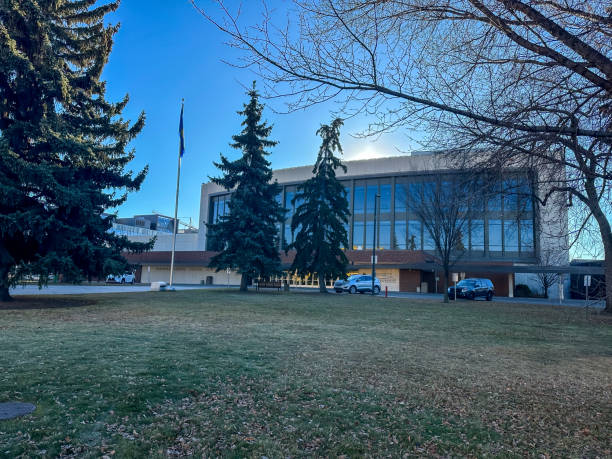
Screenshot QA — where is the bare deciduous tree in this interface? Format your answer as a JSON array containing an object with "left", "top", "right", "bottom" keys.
[
  {"left": 410, "top": 175, "right": 475, "bottom": 303},
  {"left": 194, "top": 0, "right": 612, "bottom": 312},
  {"left": 535, "top": 250, "right": 562, "bottom": 298}
]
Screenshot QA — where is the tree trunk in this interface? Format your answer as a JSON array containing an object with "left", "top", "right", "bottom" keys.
[
  {"left": 583, "top": 181, "right": 612, "bottom": 313},
  {"left": 318, "top": 275, "right": 327, "bottom": 293},
  {"left": 604, "top": 256, "right": 612, "bottom": 314},
  {"left": 544, "top": 285, "right": 548, "bottom": 299},
  {"left": 443, "top": 267, "right": 449, "bottom": 303},
  {"left": 0, "top": 264, "right": 12, "bottom": 302},
  {"left": 240, "top": 273, "right": 248, "bottom": 292}
]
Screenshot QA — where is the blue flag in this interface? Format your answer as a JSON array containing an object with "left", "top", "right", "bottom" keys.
[{"left": 179, "top": 103, "right": 185, "bottom": 157}]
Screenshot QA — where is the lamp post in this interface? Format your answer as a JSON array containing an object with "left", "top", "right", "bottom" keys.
[{"left": 372, "top": 193, "right": 380, "bottom": 295}]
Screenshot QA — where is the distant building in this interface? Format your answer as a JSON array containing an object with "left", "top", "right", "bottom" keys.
[
  {"left": 115, "top": 214, "right": 176, "bottom": 234},
  {"left": 126, "top": 153, "right": 572, "bottom": 296}
]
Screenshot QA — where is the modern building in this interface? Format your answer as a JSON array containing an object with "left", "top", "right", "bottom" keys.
[
  {"left": 116, "top": 214, "right": 177, "bottom": 234},
  {"left": 127, "top": 153, "right": 570, "bottom": 296}
]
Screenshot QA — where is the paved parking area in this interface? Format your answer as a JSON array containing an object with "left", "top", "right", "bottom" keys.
[
  {"left": 9, "top": 284, "right": 209, "bottom": 295},
  {"left": 381, "top": 290, "right": 604, "bottom": 308},
  {"left": 8, "top": 284, "right": 604, "bottom": 309}
]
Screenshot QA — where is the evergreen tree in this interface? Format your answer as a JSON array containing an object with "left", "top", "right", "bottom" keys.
[
  {"left": 0, "top": 1, "right": 150, "bottom": 301},
  {"left": 288, "top": 118, "right": 350, "bottom": 293},
  {"left": 207, "top": 83, "right": 284, "bottom": 291}
]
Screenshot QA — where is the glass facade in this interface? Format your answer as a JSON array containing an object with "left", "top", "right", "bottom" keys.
[{"left": 207, "top": 172, "right": 537, "bottom": 259}]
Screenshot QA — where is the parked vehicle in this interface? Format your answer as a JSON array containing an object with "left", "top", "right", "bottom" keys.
[
  {"left": 106, "top": 272, "right": 136, "bottom": 284},
  {"left": 334, "top": 274, "right": 381, "bottom": 294},
  {"left": 448, "top": 278, "right": 494, "bottom": 300}
]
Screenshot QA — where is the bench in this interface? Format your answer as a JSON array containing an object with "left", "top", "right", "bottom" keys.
[{"left": 255, "top": 280, "right": 282, "bottom": 291}]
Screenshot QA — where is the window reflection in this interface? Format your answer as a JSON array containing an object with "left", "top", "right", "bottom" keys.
[
  {"left": 489, "top": 219, "right": 502, "bottom": 253},
  {"left": 380, "top": 184, "right": 391, "bottom": 213},
  {"left": 354, "top": 186, "right": 365, "bottom": 214},
  {"left": 353, "top": 221, "right": 364, "bottom": 250},
  {"left": 470, "top": 219, "right": 484, "bottom": 254},
  {"left": 423, "top": 224, "right": 435, "bottom": 250},
  {"left": 395, "top": 183, "right": 408, "bottom": 213},
  {"left": 366, "top": 184, "right": 378, "bottom": 213},
  {"left": 520, "top": 220, "right": 534, "bottom": 252},
  {"left": 408, "top": 220, "right": 421, "bottom": 250},
  {"left": 365, "top": 221, "right": 374, "bottom": 249},
  {"left": 394, "top": 221, "right": 407, "bottom": 249},
  {"left": 504, "top": 220, "right": 519, "bottom": 252},
  {"left": 379, "top": 221, "right": 391, "bottom": 249},
  {"left": 208, "top": 172, "right": 536, "bottom": 262}
]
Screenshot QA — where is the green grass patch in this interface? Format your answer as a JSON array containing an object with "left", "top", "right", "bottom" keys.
[{"left": 0, "top": 290, "right": 610, "bottom": 457}]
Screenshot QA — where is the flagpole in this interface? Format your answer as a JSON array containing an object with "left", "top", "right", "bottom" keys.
[{"left": 169, "top": 99, "right": 184, "bottom": 288}]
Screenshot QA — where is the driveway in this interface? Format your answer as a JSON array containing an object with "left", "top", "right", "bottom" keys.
[
  {"left": 9, "top": 284, "right": 209, "bottom": 296},
  {"left": 382, "top": 290, "right": 604, "bottom": 308},
  {"left": 8, "top": 284, "right": 605, "bottom": 309}
]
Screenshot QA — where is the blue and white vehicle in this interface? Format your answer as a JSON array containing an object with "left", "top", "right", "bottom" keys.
[{"left": 334, "top": 274, "right": 381, "bottom": 294}]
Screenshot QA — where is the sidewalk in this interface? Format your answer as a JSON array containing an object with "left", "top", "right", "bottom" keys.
[{"left": 383, "top": 290, "right": 604, "bottom": 308}]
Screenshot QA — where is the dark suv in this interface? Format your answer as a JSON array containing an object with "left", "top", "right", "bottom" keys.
[{"left": 448, "top": 278, "right": 494, "bottom": 301}]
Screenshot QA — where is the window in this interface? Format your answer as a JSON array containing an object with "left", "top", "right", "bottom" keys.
[
  {"left": 503, "top": 179, "right": 519, "bottom": 212},
  {"left": 394, "top": 221, "right": 407, "bottom": 249},
  {"left": 365, "top": 221, "right": 374, "bottom": 249},
  {"left": 354, "top": 185, "right": 365, "bottom": 214},
  {"left": 353, "top": 221, "right": 364, "bottom": 250},
  {"left": 380, "top": 184, "right": 391, "bottom": 213},
  {"left": 409, "top": 182, "right": 422, "bottom": 203},
  {"left": 422, "top": 181, "right": 436, "bottom": 203},
  {"left": 408, "top": 220, "right": 422, "bottom": 250},
  {"left": 366, "top": 183, "right": 378, "bottom": 213},
  {"left": 285, "top": 188, "right": 296, "bottom": 216},
  {"left": 284, "top": 224, "right": 292, "bottom": 248},
  {"left": 395, "top": 182, "right": 408, "bottom": 213},
  {"left": 488, "top": 219, "right": 502, "bottom": 253},
  {"left": 423, "top": 225, "right": 435, "bottom": 250},
  {"left": 504, "top": 220, "right": 519, "bottom": 252},
  {"left": 210, "top": 195, "right": 231, "bottom": 224},
  {"left": 470, "top": 219, "right": 485, "bottom": 253},
  {"left": 520, "top": 219, "right": 534, "bottom": 253},
  {"left": 517, "top": 176, "right": 533, "bottom": 212},
  {"left": 487, "top": 182, "right": 502, "bottom": 211},
  {"left": 379, "top": 220, "right": 391, "bottom": 249}
]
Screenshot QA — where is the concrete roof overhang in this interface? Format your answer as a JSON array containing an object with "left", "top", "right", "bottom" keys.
[{"left": 125, "top": 251, "right": 603, "bottom": 275}]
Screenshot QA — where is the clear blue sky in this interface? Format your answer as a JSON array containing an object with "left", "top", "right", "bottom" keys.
[{"left": 103, "top": 0, "right": 410, "bottom": 228}]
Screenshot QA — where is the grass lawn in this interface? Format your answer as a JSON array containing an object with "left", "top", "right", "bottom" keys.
[{"left": 0, "top": 291, "right": 610, "bottom": 457}]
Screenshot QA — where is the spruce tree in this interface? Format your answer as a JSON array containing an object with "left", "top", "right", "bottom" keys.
[
  {"left": 207, "top": 83, "right": 284, "bottom": 291},
  {"left": 0, "top": 1, "right": 150, "bottom": 301},
  {"left": 288, "top": 118, "right": 350, "bottom": 293}
]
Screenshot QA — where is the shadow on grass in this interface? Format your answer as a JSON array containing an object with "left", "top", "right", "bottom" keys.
[{"left": 0, "top": 296, "right": 96, "bottom": 310}]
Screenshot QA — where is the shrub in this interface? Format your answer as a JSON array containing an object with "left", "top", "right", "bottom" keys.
[{"left": 514, "top": 284, "right": 533, "bottom": 297}]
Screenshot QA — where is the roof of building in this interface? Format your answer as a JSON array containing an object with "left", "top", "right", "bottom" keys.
[{"left": 125, "top": 250, "right": 440, "bottom": 269}]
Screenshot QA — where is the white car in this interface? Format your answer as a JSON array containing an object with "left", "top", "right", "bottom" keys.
[
  {"left": 106, "top": 272, "right": 136, "bottom": 284},
  {"left": 334, "top": 274, "right": 381, "bottom": 294}
]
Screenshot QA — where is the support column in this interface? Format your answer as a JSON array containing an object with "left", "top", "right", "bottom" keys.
[{"left": 508, "top": 273, "right": 514, "bottom": 297}]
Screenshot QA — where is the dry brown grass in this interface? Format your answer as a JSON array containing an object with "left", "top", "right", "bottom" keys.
[{"left": 0, "top": 290, "right": 610, "bottom": 457}]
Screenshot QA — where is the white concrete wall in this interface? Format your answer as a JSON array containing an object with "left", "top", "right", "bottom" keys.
[
  {"left": 128, "top": 233, "right": 199, "bottom": 251},
  {"left": 352, "top": 268, "right": 400, "bottom": 292},
  {"left": 515, "top": 272, "right": 570, "bottom": 299},
  {"left": 536, "top": 165, "right": 569, "bottom": 268},
  {"left": 140, "top": 265, "right": 242, "bottom": 285}
]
